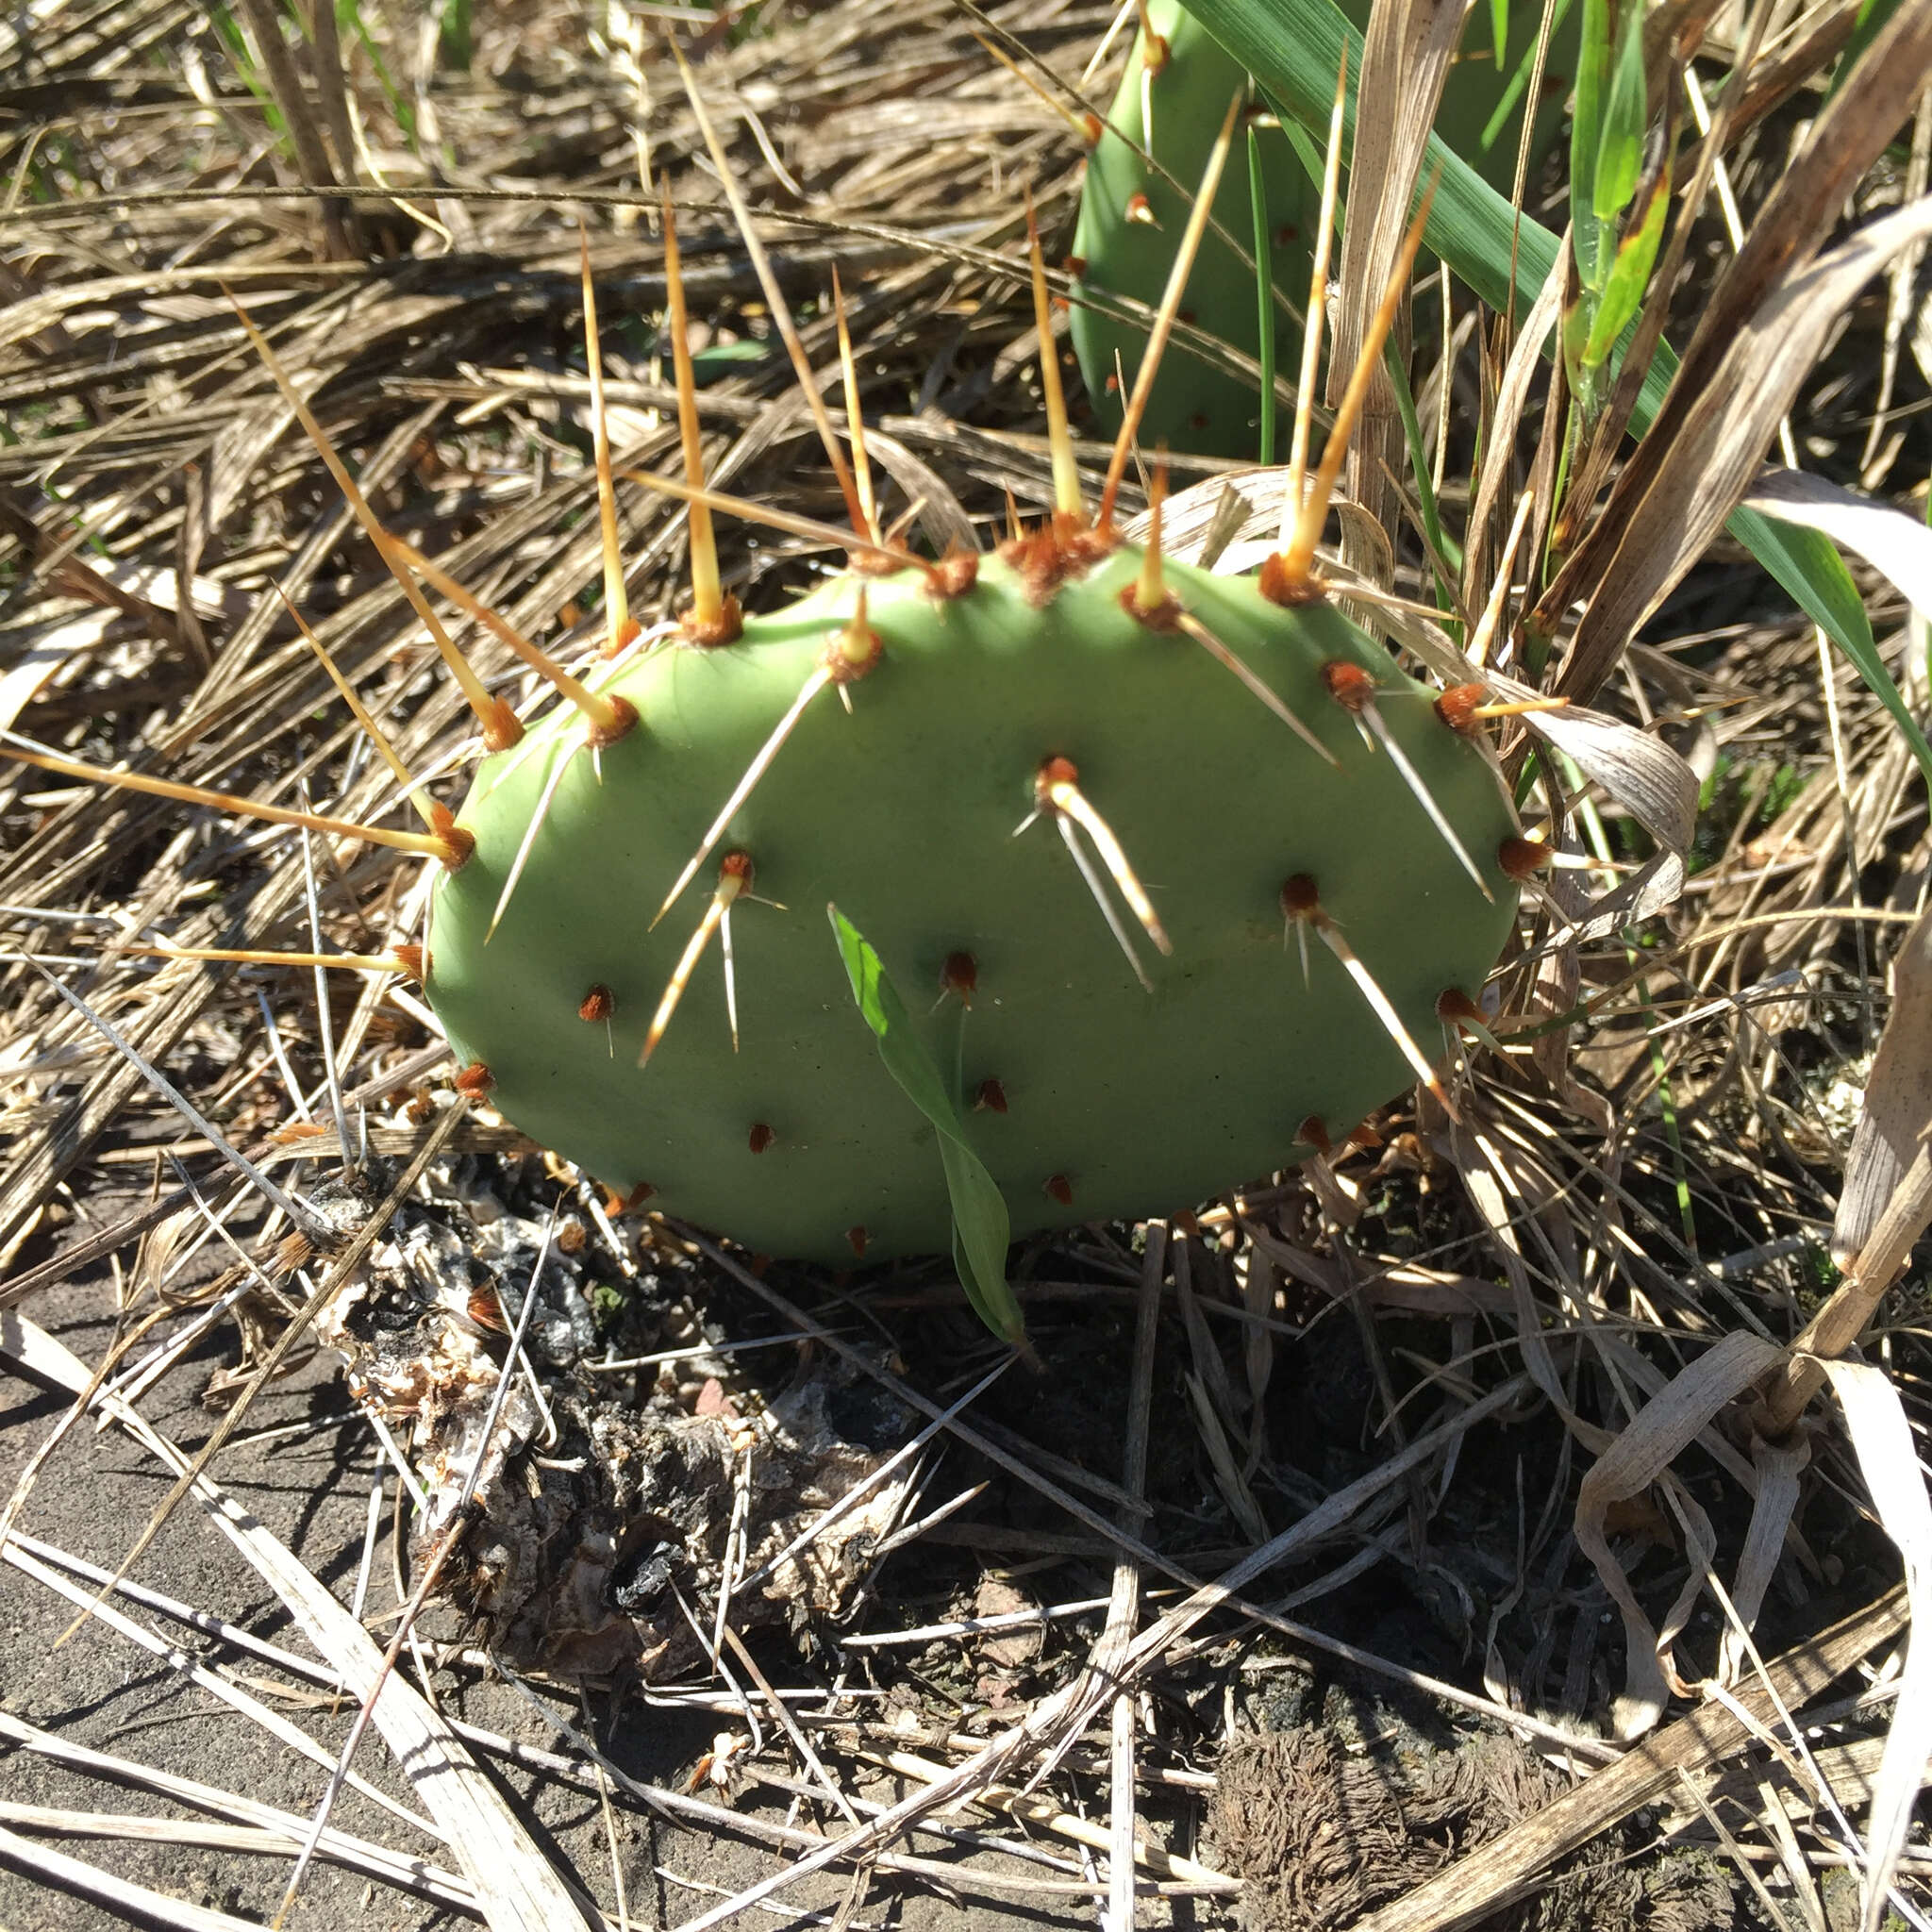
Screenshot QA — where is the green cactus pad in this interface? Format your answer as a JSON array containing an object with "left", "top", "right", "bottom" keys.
[
  {"left": 425, "top": 542, "right": 1519, "bottom": 1264},
  {"left": 1071, "top": 0, "right": 1574, "bottom": 458},
  {"left": 1071, "top": 0, "right": 1311, "bottom": 459}
]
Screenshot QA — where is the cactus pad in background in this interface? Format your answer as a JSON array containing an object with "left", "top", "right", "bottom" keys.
[
  {"left": 1072, "top": 0, "right": 1308, "bottom": 459},
  {"left": 1072, "top": 0, "right": 1573, "bottom": 459},
  {"left": 424, "top": 539, "right": 1522, "bottom": 1265}
]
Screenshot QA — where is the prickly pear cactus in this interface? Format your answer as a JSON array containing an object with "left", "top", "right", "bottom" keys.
[
  {"left": 424, "top": 537, "right": 1520, "bottom": 1265},
  {"left": 1071, "top": 0, "right": 1574, "bottom": 458}
]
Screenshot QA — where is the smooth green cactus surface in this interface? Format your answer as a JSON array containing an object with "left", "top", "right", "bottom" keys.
[
  {"left": 425, "top": 543, "right": 1519, "bottom": 1264},
  {"left": 1071, "top": 0, "right": 1574, "bottom": 458}
]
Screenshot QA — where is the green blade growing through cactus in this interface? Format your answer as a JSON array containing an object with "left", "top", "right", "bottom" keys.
[{"left": 829, "top": 905, "right": 1024, "bottom": 1347}]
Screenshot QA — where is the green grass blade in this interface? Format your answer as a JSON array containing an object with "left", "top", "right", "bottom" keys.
[
  {"left": 1570, "top": 0, "right": 1610, "bottom": 284},
  {"left": 1581, "top": 158, "right": 1670, "bottom": 368},
  {"left": 1592, "top": 0, "right": 1646, "bottom": 228},
  {"left": 1191, "top": 0, "right": 1913, "bottom": 771},
  {"left": 827, "top": 906, "right": 1024, "bottom": 1345},
  {"left": 438, "top": 0, "right": 473, "bottom": 70},
  {"left": 1829, "top": 0, "right": 1906, "bottom": 100},
  {"left": 1740, "top": 511, "right": 1932, "bottom": 786},
  {"left": 1480, "top": 0, "right": 1579, "bottom": 152},
  {"left": 1384, "top": 339, "right": 1462, "bottom": 597},
  {"left": 338, "top": 0, "right": 415, "bottom": 145},
  {"left": 1248, "top": 125, "right": 1279, "bottom": 468},
  {"left": 210, "top": 1, "right": 288, "bottom": 145}
]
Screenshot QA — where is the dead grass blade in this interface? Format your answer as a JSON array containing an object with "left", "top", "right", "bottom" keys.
[
  {"left": 1462, "top": 259, "right": 1562, "bottom": 615},
  {"left": 23, "top": 957, "right": 327, "bottom": 1241},
  {"left": 230, "top": 0, "right": 351, "bottom": 258},
  {"left": 1719, "top": 1433, "right": 1810, "bottom": 1687},
  {"left": 0, "top": 1804, "right": 474, "bottom": 1915},
  {"left": 61, "top": 1097, "right": 469, "bottom": 1646},
  {"left": 863, "top": 1745, "right": 1236, "bottom": 1889},
  {"left": 679, "top": 1224, "right": 1591, "bottom": 1743},
  {"left": 2, "top": 1531, "right": 342, "bottom": 1687},
  {"left": 1506, "top": 691, "right": 1697, "bottom": 856},
  {"left": 1832, "top": 901, "right": 1932, "bottom": 1266},
  {"left": 1103, "top": 1221, "right": 1166, "bottom": 1932},
  {"left": 0, "top": 1822, "right": 268, "bottom": 1932},
  {"left": 1490, "top": 675, "right": 1700, "bottom": 942},
  {"left": 275, "top": 1205, "right": 562, "bottom": 1924},
  {"left": 1328, "top": 0, "right": 1470, "bottom": 582},
  {"left": 12, "top": 6, "right": 1932, "bottom": 1923},
  {"left": 4, "top": 1538, "right": 432, "bottom": 1835},
  {"left": 657, "top": 1241, "right": 1551, "bottom": 1930},
  {"left": 0, "top": 1715, "right": 475, "bottom": 1913},
  {"left": 1557, "top": 192, "right": 1932, "bottom": 703},
  {"left": 0, "top": 1041, "right": 453, "bottom": 1312},
  {"left": 1543, "top": 0, "right": 1932, "bottom": 701}
]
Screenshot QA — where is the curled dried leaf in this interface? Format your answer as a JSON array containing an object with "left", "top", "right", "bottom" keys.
[
  {"left": 1834, "top": 903, "right": 1932, "bottom": 1267},
  {"left": 1743, "top": 467, "right": 1932, "bottom": 627},
  {"left": 1574, "top": 1329, "right": 1788, "bottom": 1737},
  {"left": 1492, "top": 672, "right": 1698, "bottom": 855},
  {"left": 864, "top": 429, "right": 980, "bottom": 557}
]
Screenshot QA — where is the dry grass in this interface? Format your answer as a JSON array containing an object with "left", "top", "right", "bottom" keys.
[{"left": 1, "top": 0, "right": 1930, "bottom": 1927}]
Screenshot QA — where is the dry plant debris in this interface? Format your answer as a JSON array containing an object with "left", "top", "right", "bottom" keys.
[{"left": 0, "top": 0, "right": 1930, "bottom": 1928}]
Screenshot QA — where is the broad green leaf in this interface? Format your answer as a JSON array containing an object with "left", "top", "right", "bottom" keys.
[
  {"left": 826, "top": 906, "right": 1025, "bottom": 1346},
  {"left": 1188, "top": 0, "right": 1922, "bottom": 779},
  {"left": 1591, "top": 0, "right": 1647, "bottom": 228},
  {"left": 1582, "top": 156, "right": 1670, "bottom": 369}
]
